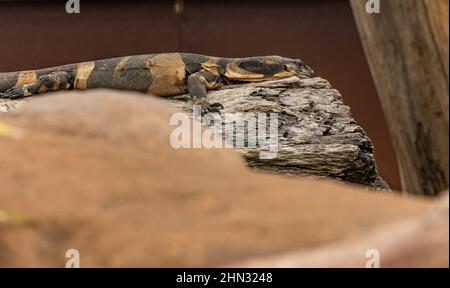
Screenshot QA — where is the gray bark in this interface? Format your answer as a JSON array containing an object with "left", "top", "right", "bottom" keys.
[{"left": 166, "top": 76, "right": 389, "bottom": 190}]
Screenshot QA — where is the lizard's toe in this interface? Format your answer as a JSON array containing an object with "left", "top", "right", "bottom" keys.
[
  {"left": 193, "top": 98, "right": 223, "bottom": 116},
  {"left": 209, "top": 102, "right": 224, "bottom": 109},
  {"left": 203, "top": 102, "right": 223, "bottom": 115},
  {"left": 207, "top": 105, "right": 222, "bottom": 115}
]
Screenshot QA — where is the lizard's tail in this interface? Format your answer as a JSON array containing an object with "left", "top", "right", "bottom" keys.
[
  {"left": 0, "top": 71, "right": 21, "bottom": 93},
  {"left": 0, "top": 64, "right": 76, "bottom": 94}
]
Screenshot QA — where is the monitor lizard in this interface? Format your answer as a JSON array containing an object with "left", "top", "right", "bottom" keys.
[{"left": 0, "top": 53, "right": 313, "bottom": 114}]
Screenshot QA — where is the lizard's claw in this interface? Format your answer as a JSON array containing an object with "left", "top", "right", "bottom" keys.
[
  {"left": 207, "top": 102, "right": 224, "bottom": 114},
  {"left": 202, "top": 102, "right": 224, "bottom": 115},
  {"left": 193, "top": 98, "right": 224, "bottom": 115}
]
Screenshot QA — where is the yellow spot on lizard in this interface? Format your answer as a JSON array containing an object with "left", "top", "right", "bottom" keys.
[
  {"left": 0, "top": 208, "right": 34, "bottom": 225},
  {"left": 0, "top": 121, "right": 24, "bottom": 139},
  {"left": 0, "top": 121, "right": 13, "bottom": 137}
]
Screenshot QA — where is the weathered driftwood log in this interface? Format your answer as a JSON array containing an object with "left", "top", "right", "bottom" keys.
[{"left": 167, "top": 76, "right": 389, "bottom": 190}]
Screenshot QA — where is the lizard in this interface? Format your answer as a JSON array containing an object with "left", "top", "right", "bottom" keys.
[{"left": 0, "top": 53, "right": 313, "bottom": 114}]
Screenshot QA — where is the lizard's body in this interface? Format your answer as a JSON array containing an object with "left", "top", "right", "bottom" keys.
[{"left": 0, "top": 53, "right": 313, "bottom": 112}]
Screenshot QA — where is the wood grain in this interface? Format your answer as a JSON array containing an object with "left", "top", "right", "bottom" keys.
[
  {"left": 167, "top": 76, "right": 389, "bottom": 189},
  {"left": 350, "top": 0, "right": 449, "bottom": 196}
]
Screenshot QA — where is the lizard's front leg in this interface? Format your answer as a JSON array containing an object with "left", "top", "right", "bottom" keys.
[
  {"left": 0, "top": 71, "right": 73, "bottom": 99},
  {"left": 187, "top": 70, "right": 224, "bottom": 115}
]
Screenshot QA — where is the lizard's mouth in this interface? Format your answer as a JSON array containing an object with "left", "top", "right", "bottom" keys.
[
  {"left": 283, "top": 63, "right": 314, "bottom": 78},
  {"left": 298, "top": 66, "right": 314, "bottom": 77},
  {"left": 296, "top": 71, "right": 313, "bottom": 79},
  {"left": 291, "top": 65, "right": 313, "bottom": 78}
]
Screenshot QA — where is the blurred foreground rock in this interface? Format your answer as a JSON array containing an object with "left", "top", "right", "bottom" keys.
[
  {"left": 0, "top": 90, "right": 446, "bottom": 267},
  {"left": 233, "top": 192, "right": 449, "bottom": 268}
]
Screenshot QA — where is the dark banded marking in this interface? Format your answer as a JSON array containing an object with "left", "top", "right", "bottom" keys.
[
  {"left": 180, "top": 53, "right": 209, "bottom": 75},
  {"left": 0, "top": 73, "right": 20, "bottom": 92},
  {"left": 86, "top": 55, "right": 153, "bottom": 93},
  {"left": 237, "top": 57, "right": 285, "bottom": 77}
]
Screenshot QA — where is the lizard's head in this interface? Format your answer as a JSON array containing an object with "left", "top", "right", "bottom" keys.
[{"left": 223, "top": 56, "right": 313, "bottom": 82}]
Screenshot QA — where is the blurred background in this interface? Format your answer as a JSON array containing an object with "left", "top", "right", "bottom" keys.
[{"left": 0, "top": 0, "right": 400, "bottom": 189}]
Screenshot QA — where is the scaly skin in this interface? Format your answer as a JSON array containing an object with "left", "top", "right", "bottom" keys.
[{"left": 0, "top": 53, "right": 313, "bottom": 113}]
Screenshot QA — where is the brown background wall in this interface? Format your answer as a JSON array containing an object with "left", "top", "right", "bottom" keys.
[{"left": 0, "top": 0, "right": 401, "bottom": 189}]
